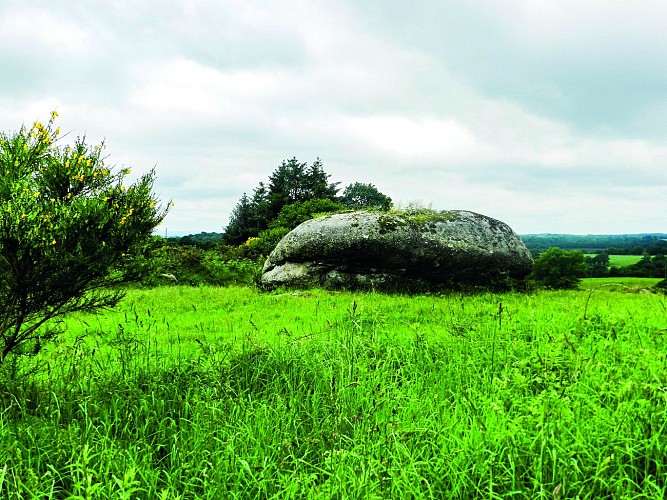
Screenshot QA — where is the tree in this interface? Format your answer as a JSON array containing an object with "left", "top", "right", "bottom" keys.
[
  {"left": 585, "top": 252, "right": 609, "bottom": 277},
  {"left": 0, "top": 113, "right": 167, "bottom": 364},
  {"left": 269, "top": 198, "right": 346, "bottom": 231},
  {"left": 304, "top": 158, "right": 339, "bottom": 200},
  {"left": 530, "top": 248, "right": 589, "bottom": 289},
  {"left": 224, "top": 158, "right": 340, "bottom": 244},
  {"left": 223, "top": 193, "right": 254, "bottom": 245},
  {"left": 340, "top": 182, "right": 392, "bottom": 211},
  {"left": 267, "top": 157, "right": 339, "bottom": 218}
]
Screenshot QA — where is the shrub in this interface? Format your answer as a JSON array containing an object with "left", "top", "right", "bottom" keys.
[
  {"left": 0, "top": 113, "right": 167, "bottom": 364},
  {"left": 530, "top": 247, "right": 588, "bottom": 289}
]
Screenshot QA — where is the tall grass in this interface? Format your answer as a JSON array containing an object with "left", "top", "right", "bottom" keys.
[{"left": 0, "top": 286, "right": 665, "bottom": 498}]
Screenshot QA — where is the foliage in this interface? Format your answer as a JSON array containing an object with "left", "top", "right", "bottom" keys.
[
  {"left": 339, "top": 181, "right": 392, "bottom": 211},
  {"left": 223, "top": 192, "right": 257, "bottom": 246},
  {"left": 521, "top": 233, "right": 667, "bottom": 254},
  {"left": 269, "top": 198, "right": 347, "bottom": 231},
  {"left": 241, "top": 227, "right": 291, "bottom": 261},
  {"left": 0, "top": 113, "right": 167, "bottom": 364},
  {"left": 223, "top": 158, "right": 393, "bottom": 249},
  {"left": 609, "top": 254, "right": 667, "bottom": 278},
  {"left": 167, "top": 231, "right": 224, "bottom": 249},
  {"left": 140, "top": 244, "right": 260, "bottom": 286},
  {"left": 530, "top": 247, "right": 589, "bottom": 289},
  {"left": 1, "top": 286, "right": 666, "bottom": 497},
  {"left": 584, "top": 252, "right": 610, "bottom": 277},
  {"left": 224, "top": 158, "right": 340, "bottom": 245},
  {"left": 267, "top": 157, "right": 339, "bottom": 212}
]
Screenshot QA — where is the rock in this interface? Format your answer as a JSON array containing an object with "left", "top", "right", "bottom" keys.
[{"left": 261, "top": 210, "right": 533, "bottom": 291}]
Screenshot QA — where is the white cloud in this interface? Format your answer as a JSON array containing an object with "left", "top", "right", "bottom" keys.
[
  {"left": 343, "top": 115, "right": 476, "bottom": 159},
  {"left": 0, "top": 0, "right": 666, "bottom": 234}
]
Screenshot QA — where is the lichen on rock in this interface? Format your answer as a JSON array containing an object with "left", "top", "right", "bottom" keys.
[{"left": 262, "top": 210, "right": 533, "bottom": 292}]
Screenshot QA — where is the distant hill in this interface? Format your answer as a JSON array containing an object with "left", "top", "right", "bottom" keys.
[
  {"left": 520, "top": 233, "right": 667, "bottom": 254},
  {"left": 160, "top": 231, "right": 667, "bottom": 255}
]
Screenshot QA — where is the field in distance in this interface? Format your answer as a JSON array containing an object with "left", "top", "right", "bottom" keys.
[
  {"left": 579, "top": 276, "right": 661, "bottom": 291},
  {"left": 584, "top": 254, "right": 644, "bottom": 267},
  {"left": 1, "top": 284, "right": 665, "bottom": 498}
]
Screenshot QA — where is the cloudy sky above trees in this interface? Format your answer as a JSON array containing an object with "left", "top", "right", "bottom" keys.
[{"left": 2, "top": 0, "right": 666, "bottom": 235}]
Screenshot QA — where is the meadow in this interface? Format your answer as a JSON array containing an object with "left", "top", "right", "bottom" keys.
[
  {"left": 0, "top": 281, "right": 665, "bottom": 498},
  {"left": 584, "top": 255, "right": 644, "bottom": 268}
]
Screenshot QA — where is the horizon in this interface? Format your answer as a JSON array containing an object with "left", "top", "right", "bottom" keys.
[{"left": 158, "top": 229, "right": 667, "bottom": 238}]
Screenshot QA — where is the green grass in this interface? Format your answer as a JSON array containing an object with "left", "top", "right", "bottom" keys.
[
  {"left": 584, "top": 254, "right": 644, "bottom": 267},
  {"left": 1, "top": 285, "right": 666, "bottom": 498},
  {"left": 579, "top": 277, "right": 662, "bottom": 292}
]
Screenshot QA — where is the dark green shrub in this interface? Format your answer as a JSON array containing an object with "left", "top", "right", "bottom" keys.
[{"left": 530, "top": 247, "right": 588, "bottom": 289}]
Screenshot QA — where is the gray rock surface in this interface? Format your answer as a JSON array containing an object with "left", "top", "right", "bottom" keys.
[{"left": 261, "top": 210, "right": 533, "bottom": 291}]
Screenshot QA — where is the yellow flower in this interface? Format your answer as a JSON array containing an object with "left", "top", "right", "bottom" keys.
[
  {"left": 33, "top": 191, "right": 40, "bottom": 198},
  {"left": 51, "top": 110, "right": 58, "bottom": 120},
  {"left": 149, "top": 201, "right": 156, "bottom": 208},
  {"left": 52, "top": 239, "right": 56, "bottom": 245},
  {"left": 86, "top": 159, "right": 91, "bottom": 167}
]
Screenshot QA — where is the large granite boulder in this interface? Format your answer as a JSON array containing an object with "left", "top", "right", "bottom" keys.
[{"left": 261, "top": 210, "right": 533, "bottom": 291}]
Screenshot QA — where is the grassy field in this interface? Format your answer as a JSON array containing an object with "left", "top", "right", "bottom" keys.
[
  {"left": 579, "top": 277, "right": 662, "bottom": 292},
  {"left": 1, "top": 284, "right": 666, "bottom": 498},
  {"left": 584, "top": 254, "right": 644, "bottom": 267}
]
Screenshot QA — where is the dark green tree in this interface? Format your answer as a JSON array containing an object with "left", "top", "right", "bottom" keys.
[
  {"left": 269, "top": 198, "right": 347, "bottom": 231},
  {"left": 267, "top": 157, "right": 339, "bottom": 218},
  {"left": 224, "top": 158, "right": 340, "bottom": 245},
  {"left": 223, "top": 193, "right": 254, "bottom": 245},
  {"left": 340, "top": 182, "right": 392, "bottom": 211},
  {"left": 0, "top": 114, "right": 168, "bottom": 363},
  {"left": 304, "top": 158, "right": 340, "bottom": 200},
  {"left": 585, "top": 252, "right": 610, "bottom": 277},
  {"left": 530, "top": 248, "right": 589, "bottom": 289}
]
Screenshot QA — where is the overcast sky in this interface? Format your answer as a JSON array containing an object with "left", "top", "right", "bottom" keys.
[{"left": 2, "top": 0, "right": 666, "bottom": 235}]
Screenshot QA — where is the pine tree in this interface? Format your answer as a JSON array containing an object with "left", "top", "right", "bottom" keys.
[{"left": 223, "top": 193, "right": 253, "bottom": 245}]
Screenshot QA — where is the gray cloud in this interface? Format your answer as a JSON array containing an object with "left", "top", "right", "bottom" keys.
[{"left": 0, "top": 0, "right": 665, "bottom": 235}]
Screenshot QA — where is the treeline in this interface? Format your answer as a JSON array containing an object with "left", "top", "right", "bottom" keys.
[
  {"left": 166, "top": 232, "right": 223, "bottom": 249},
  {"left": 521, "top": 233, "right": 667, "bottom": 254},
  {"left": 138, "top": 157, "right": 393, "bottom": 286},
  {"left": 222, "top": 157, "right": 392, "bottom": 254},
  {"left": 586, "top": 253, "right": 667, "bottom": 279}
]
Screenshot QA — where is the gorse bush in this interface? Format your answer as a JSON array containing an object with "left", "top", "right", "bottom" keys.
[{"left": 0, "top": 113, "right": 167, "bottom": 366}]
